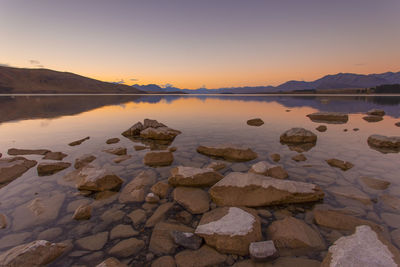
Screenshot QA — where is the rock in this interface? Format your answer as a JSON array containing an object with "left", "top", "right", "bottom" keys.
[
  {"left": 69, "top": 136, "right": 90, "bottom": 146},
  {"left": 210, "top": 172, "right": 324, "bottom": 207},
  {"left": 103, "top": 147, "right": 127, "bottom": 156},
  {"left": 270, "top": 153, "right": 280, "bottom": 162},
  {"left": 234, "top": 257, "right": 321, "bottom": 267},
  {"left": 173, "top": 187, "right": 210, "bottom": 214},
  {"left": 145, "top": 202, "right": 174, "bottom": 227},
  {"left": 326, "top": 158, "right": 354, "bottom": 171},
  {"left": 360, "top": 176, "right": 390, "bottom": 190},
  {"left": 0, "top": 213, "right": 7, "bottom": 228},
  {"left": 96, "top": 257, "right": 128, "bottom": 267},
  {"left": 149, "top": 222, "right": 194, "bottom": 254},
  {"left": 76, "top": 232, "right": 108, "bottom": 251},
  {"left": 128, "top": 209, "right": 147, "bottom": 225},
  {"left": 316, "top": 125, "right": 327, "bottom": 132},
  {"left": 152, "top": 256, "right": 176, "bottom": 267},
  {"left": 314, "top": 209, "right": 382, "bottom": 232},
  {"left": 267, "top": 216, "right": 325, "bottom": 252},
  {"left": 144, "top": 151, "right": 174, "bottom": 167},
  {"left": 306, "top": 112, "right": 348, "bottom": 123},
  {"left": 43, "top": 152, "right": 68, "bottom": 160},
  {"left": 168, "top": 166, "right": 223, "bottom": 187},
  {"left": 367, "top": 134, "right": 400, "bottom": 153},
  {"left": 174, "top": 245, "right": 227, "bottom": 267},
  {"left": 247, "top": 118, "right": 264, "bottom": 126},
  {"left": 151, "top": 181, "right": 171, "bottom": 198},
  {"left": 122, "top": 122, "right": 144, "bottom": 136},
  {"left": 249, "top": 240, "right": 279, "bottom": 262},
  {"left": 37, "top": 228, "right": 63, "bottom": 241},
  {"left": 146, "top": 192, "right": 160, "bottom": 203},
  {"left": 197, "top": 144, "right": 257, "bottom": 162},
  {"left": 363, "top": 115, "right": 383, "bottom": 122},
  {"left": 0, "top": 240, "right": 67, "bottom": 267},
  {"left": 74, "top": 154, "right": 96, "bottom": 169},
  {"left": 0, "top": 232, "right": 32, "bottom": 250},
  {"left": 176, "top": 211, "right": 193, "bottom": 225},
  {"left": 73, "top": 204, "right": 92, "bottom": 220},
  {"left": 280, "top": 128, "right": 317, "bottom": 144},
  {"left": 195, "top": 207, "right": 262, "bottom": 255},
  {"left": 76, "top": 166, "right": 123, "bottom": 192},
  {"left": 249, "top": 161, "right": 288, "bottom": 179},
  {"left": 106, "top": 138, "right": 120, "bottom": 144},
  {"left": 108, "top": 238, "right": 145, "bottom": 257},
  {"left": 37, "top": 162, "right": 71, "bottom": 176},
  {"left": 328, "top": 185, "right": 371, "bottom": 205},
  {"left": 119, "top": 170, "right": 157, "bottom": 203},
  {"left": 113, "top": 155, "right": 131, "bottom": 163},
  {"left": 380, "top": 194, "right": 400, "bottom": 211},
  {"left": 321, "top": 225, "right": 400, "bottom": 267},
  {"left": 206, "top": 162, "right": 227, "bottom": 171},
  {"left": 110, "top": 224, "right": 138, "bottom": 239},
  {"left": 144, "top": 119, "right": 167, "bottom": 129},
  {"left": 7, "top": 148, "right": 50, "bottom": 156},
  {"left": 0, "top": 156, "right": 37, "bottom": 185},
  {"left": 101, "top": 209, "right": 125, "bottom": 223},
  {"left": 140, "top": 127, "right": 182, "bottom": 141},
  {"left": 395, "top": 122, "right": 400, "bottom": 127},
  {"left": 169, "top": 146, "right": 177, "bottom": 152},
  {"left": 134, "top": 145, "right": 147, "bottom": 151},
  {"left": 291, "top": 154, "right": 307, "bottom": 162},
  {"left": 367, "top": 109, "right": 385, "bottom": 116},
  {"left": 170, "top": 231, "right": 203, "bottom": 250},
  {"left": 380, "top": 212, "right": 400, "bottom": 228}
]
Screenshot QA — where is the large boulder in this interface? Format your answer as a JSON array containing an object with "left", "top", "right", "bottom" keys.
[
  {"left": 168, "top": 166, "right": 223, "bottom": 187},
  {"left": 249, "top": 161, "right": 288, "bottom": 179},
  {"left": 367, "top": 134, "right": 400, "bottom": 153},
  {"left": 197, "top": 145, "right": 257, "bottom": 162},
  {"left": 119, "top": 170, "right": 157, "bottom": 203},
  {"left": 0, "top": 240, "right": 67, "bottom": 267},
  {"left": 321, "top": 225, "right": 400, "bottom": 267},
  {"left": 209, "top": 172, "right": 324, "bottom": 207},
  {"left": 195, "top": 207, "right": 262, "bottom": 255},
  {"left": 306, "top": 112, "right": 348, "bottom": 124},
  {"left": 280, "top": 128, "right": 317, "bottom": 144},
  {"left": 0, "top": 157, "right": 37, "bottom": 185},
  {"left": 76, "top": 166, "right": 123, "bottom": 192},
  {"left": 144, "top": 152, "right": 174, "bottom": 167}
]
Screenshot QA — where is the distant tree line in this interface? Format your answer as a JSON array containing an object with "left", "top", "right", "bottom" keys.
[{"left": 371, "top": 84, "right": 400, "bottom": 94}]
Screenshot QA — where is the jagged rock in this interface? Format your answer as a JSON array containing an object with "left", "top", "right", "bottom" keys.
[
  {"left": 74, "top": 154, "right": 96, "bottom": 169},
  {"left": 247, "top": 118, "right": 264, "bottom": 126},
  {"left": 103, "top": 147, "right": 127, "bottom": 156},
  {"left": 146, "top": 192, "right": 160, "bottom": 203},
  {"left": 152, "top": 256, "right": 176, "bottom": 267},
  {"left": 327, "top": 185, "right": 371, "bottom": 205},
  {"left": 96, "top": 257, "right": 128, "bottom": 267},
  {"left": 321, "top": 225, "right": 400, "bottom": 267},
  {"left": 210, "top": 172, "right": 324, "bottom": 207},
  {"left": 168, "top": 166, "right": 223, "bottom": 187},
  {"left": 43, "top": 152, "right": 68, "bottom": 160},
  {"left": 37, "top": 162, "right": 71, "bottom": 176},
  {"left": 110, "top": 225, "right": 138, "bottom": 240},
  {"left": 173, "top": 187, "right": 210, "bottom": 214},
  {"left": 360, "top": 176, "right": 390, "bottom": 190},
  {"left": 69, "top": 136, "right": 90, "bottom": 146},
  {"left": 144, "top": 119, "right": 166, "bottom": 129},
  {"left": 73, "top": 204, "right": 92, "bottom": 220},
  {"left": 113, "top": 155, "right": 131, "bottom": 163},
  {"left": 140, "top": 127, "right": 182, "bottom": 141},
  {"left": 119, "top": 170, "right": 157, "bottom": 203},
  {"left": 367, "top": 109, "right": 385, "bottom": 116},
  {"left": 151, "top": 181, "right": 171, "bottom": 198},
  {"left": 106, "top": 138, "right": 120, "bottom": 144},
  {"left": 249, "top": 240, "right": 279, "bottom": 262},
  {"left": 270, "top": 153, "right": 281, "bottom": 162},
  {"left": 170, "top": 231, "right": 203, "bottom": 250},
  {"left": 291, "top": 154, "right": 307, "bottom": 162},
  {"left": 206, "top": 162, "right": 227, "bottom": 171},
  {"left": 280, "top": 128, "right": 317, "bottom": 144},
  {"left": 363, "top": 115, "right": 383, "bottom": 122},
  {"left": 8, "top": 148, "right": 50, "bottom": 156},
  {"left": 197, "top": 144, "right": 257, "bottom": 162},
  {"left": 316, "top": 125, "right": 327, "bottom": 132},
  {"left": 306, "top": 112, "right": 348, "bottom": 123},
  {"left": 76, "top": 232, "right": 108, "bottom": 251},
  {"left": 195, "top": 207, "right": 262, "bottom": 255},
  {"left": 267, "top": 216, "right": 325, "bottom": 252},
  {"left": 108, "top": 238, "right": 145, "bottom": 257},
  {"left": 367, "top": 134, "right": 400, "bottom": 153},
  {"left": 174, "top": 245, "right": 227, "bottom": 267},
  {"left": 145, "top": 202, "right": 174, "bottom": 228},
  {"left": 0, "top": 157, "right": 37, "bottom": 185},
  {"left": 249, "top": 161, "right": 288, "bottom": 179},
  {"left": 122, "top": 122, "right": 144, "bottom": 136},
  {"left": 149, "top": 222, "right": 193, "bottom": 255},
  {"left": 144, "top": 151, "right": 174, "bottom": 167},
  {"left": 76, "top": 166, "right": 123, "bottom": 192},
  {"left": 326, "top": 158, "right": 354, "bottom": 171},
  {"left": 0, "top": 240, "right": 67, "bottom": 267}
]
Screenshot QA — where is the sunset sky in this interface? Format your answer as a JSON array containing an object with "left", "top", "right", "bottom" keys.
[{"left": 1, "top": 0, "right": 400, "bottom": 89}]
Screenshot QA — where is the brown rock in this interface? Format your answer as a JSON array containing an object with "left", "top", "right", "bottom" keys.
[
  {"left": 367, "top": 109, "right": 385, "bottom": 116},
  {"left": 106, "top": 138, "right": 120, "bottom": 144},
  {"left": 197, "top": 144, "right": 257, "bottom": 162},
  {"left": 76, "top": 232, "right": 108, "bottom": 251},
  {"left": 110, "top": 224, "right": 138, "bottom": 240},
  {"left": 395, "top": 122, "right": 400, "bottom": 127},
  {"left": 249, "top": 240, "right": 279, "bottom": 262},
  {"left": 367, "top": 134, "right": 400, "bottom": 153},
  {"left": 233, "top": 257, "right": 321, "bottom": 267},
  {"left": 306, "top": 112, "right": 348, "bottom": 123},
  {"left": 0, "top": 157, "right": 37, "bottom": 185},
  {"left": 360, "top": 176, "right": 390, "bottom": 190},
  {"left": 69, "top": 136, "right": 90, "bottom": 146},
  {"left": 108, "top": 238, "right": 145, "bottom": 257},
  {"left": 270, "top": 153, "right": 281, "bottom": 162},
  {"left": 247, "top": 118, "right": 264, "bottom": 126},
  {"left": 74, "top": 154, "right": 96, "bottom": 169},
  {"left": 145, "top": 202, "right": 174, "bottom": 227},
  {"left": 119, "top": 170, "right": 157, "bottom": 203},
  {"left": 316, "top": 125, "right": 327, "bottom": 132},
  {"left": 103, "top": 147, "right": 127, "bottom": 156},
  {"left": 43, "top": 152, "right": 68, "bottom": 160},
  {"left": 7, "top": 148, "right": 50, "bottom": 156},
  {"left": 96, "top": 257, "right": 128, "bottom": 267},
  {"left": 326, "top": 158, "right": 354, "bottom": 171},
  {"left": 73, "top": 204, "right": 92, "bottom": 220},
  {"left": 144, "top": 151, "right": 174, "bottom": 167},
  {"left": 168, "top": 166, "right": 223, "bottom": 187},
  {"left": 122, "top": 122, "right": 144, "bottom": 137},
  {"left": 152, "top": 256, "right": 176, "bottom": 267},
  {"left": 146, "top": 192, "right": 160, "bottom": 203},
  {"left": 140, "top": 127, "right": 181, "bottom": 141},
  {"left": 134, "top": 145, "right": 147, "bottom": 151},
  {"left": 37, "top": 162, "right": 71, "bottom": 176},
  {"left": 0, "top": 213, "right": 7, "bottom": 229},
  {"left": 128, "top": 209, "right": 147, "bottom": 226},
  {"left": 291, "top": 154, "right": 307, "bottom": 162},
  {"left": 151, "top": 181, "right": 171, "bottom": 198},
  {"left": 76, "top": 166, "right": 123, "bottom": 192},
  {"left": 173, "top": 187, "right": 210, "bottom": 214},
  {"left": 363, "top": 115, "right": 383, "bottom": 122},
  {"left": 113, "top": 155, "right": 131, "bottom": 163},
  {"left": 249, "top": 161, "right": 288, "bottom": 179},
  {"left": 380, "top": 194, "right": 400, "bottom": 211},
  {"left": 280, "top": 128, "right": 317, "bottom": 144},
  {"left": 174, "top": 245, "right": 227, "bottom": 267}
]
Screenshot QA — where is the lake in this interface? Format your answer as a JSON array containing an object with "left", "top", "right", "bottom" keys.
[{"left": 0, "top": 94, "right": 399, "bottom": 266}]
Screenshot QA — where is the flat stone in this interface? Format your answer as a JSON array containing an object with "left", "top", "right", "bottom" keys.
[
  {"left": 247, "top": 118, "right": 264, "bottom": 126},
  {"left": 174, "top": 245, "right": 227, "bottom": 267},
  {"left": 119, "top": 170, "right": 157, "bottom": 203},
  {"left": 306, "top": 112, "right": 348, "bottom": 124},
  {"left": 360, "top": 176, "right": 390, "bottom": 190},
  {"left": 326, "top": 158, "right": 354, "bottom": 171},
  {"left": 134, "top": 145, "right": 147, "bottom": 151},
  {"left": 110, "top": 224, "right": 138, "bottom": 239},
  {"left": 69, "top": 136, "right": 90, "bottom": 146},
  {"left": 367, "top": 135, "right": 400, "bottom": 153},
  {"left": 43, "top": 152, "right": 68, "bottom": 160},
  {"left": 210, "top": 172, "right": 324, "bottom": 207},
  {"left": 113, "top": 155, "right": 131, "bottom": 163},
  {"left": 96, "top": 257, "right": 128, "bottom": 267},
  {"left": 103, "top": 147, "right": 127, "bottom": 156},
  {"left": 363, "top": 115, "right": 383, "bottom": 122},
  {"left": 0, "top": 240, "right": 67, "bottom": 267},
  {"left": 173, "top": 187, "right": 209, "bottom": 214},
  {"left": 168, "top": 166, "right": 223, "bottom": 187},
  {"left": 73, "top": 204, "right": 92, "bottom": 220},
  {"left": 249, "top": 161, "right": 288, "bottom": 179},
  {"left": 8, "top": 148, "right": 51, "bottom": 155},
  {"left": 37, "top": 227, "right": 63, "bottom": 241},
  {"left": 101, "top": 209, "right": 125, "bottom": 223},
  {"left": 151, "top": 181, "right": 171, "bottom": 198},
  {"left": 106, "top": 138, "right": 120, "bottom": 144},
  {"left": 380, "top": 194, "right": 400, "bottom": 211},
  {"left": 321, "top": 225, "right": 400, "bottom": 267},
  {"left": 128, "top": 209, "right": 147, "bottom": 226},
  {"left": 328, "top": 185, "right": 371, "bottom": 205},
  {"left": 76, "top": 232, "right": 108, "bottom": 251},
  {"left": 144, "top": 152, "right": 174, "bottom": 167},
  {"left": 0, "top": 156, "right": 37, "bottom": 185},
  {"left": 381, "top": 212, "right": 400, "bottom": 228},
  {"left": 292, "top": 154, "right": 307, "bottom": 162},
  {"left": 76, "top": 166, "right": 123, "bottom": 192},
  {"left": 37, "top": 162, "right": 71, "bottom": 176},
  {"left": 197, "top": 144, "right": 257, "bottom": 162},
  {"left": 0, "top": 232, "right": 32, "bottom": 250},
  {"left": 234, "top": 257, "right": 321, "bottom": 267},
  {"left": 249, "top": 240, "right": 279, "bottom": 262},
  {"left": 280, "top": 128, "right": 317, "bottom": 144},
  {"left": 151, "top": 256, "right": 176, "bottom": 267},
  {"left": 316, "top": 125, "right": 327, "bottom": 132},
  {"left": 108, "top": 238, "right": 145, "bottom": 257},
  {"left": 367, "top": 109, "right": 385, "bottom": 116},
  {"left": 207, "top": 162, "right": 227, "bottom": 171},
  {"left": 195, "top": 207, "right": 262, "bottom": 255},
  {"left": 145, "top": 202, "right": 174, "bottom": 227},
  {"left": 170, "top": 231, "right": 203, "bottom": 250},
  {"left": 74, "top": 154, "right": 96, "bottom": 169}
]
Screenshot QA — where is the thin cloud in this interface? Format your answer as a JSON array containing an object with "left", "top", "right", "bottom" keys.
[
  {"left": 29, "top": 60, "right": 40, "bottom": 65},
  {"left": 130, "top": 78, "right": 139, "bottom": 82}
]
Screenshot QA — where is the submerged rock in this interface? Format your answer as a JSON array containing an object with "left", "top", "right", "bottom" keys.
[
  {"left": 270, "top": 153, "right": 281, "bottom": 162},
  {"left": 234, "top": 257, "right": 321, "bottom": 267},
  {"left": 195, "top": 207, "right": 262, "bottom": 255},
  {"left": 247, "top": 118, "right": 264, "bottom": 126},
  {"left": 113, "top": 154, "right": 131, "bottom": 163},
  {"left": 103, "top": 147, "right": 127, "bottom": 156},
  {"left": 360, "top": 176, "right": 390, "bottom": 190},
  {"left": 76, "top": 166, "right": 123, "bottom": 192},
  {"left": 249, "top": 161, "right": 288, "bottom": 179},
  {"left": 73, "top": 204, "right": 92, "bottom": 220},
  {"left": 74, "top": 154, "right": 96, "bottom": 169},
  {"left": 210, "top": 172, "right": 324, "bottom": 207},
  {"left": 206, "top": 161, "right": 227, "bottom": 171},
  {"left": 42, "top": 152, "right": 68, "bottom": 161},
  {"left": 174, "top": 245, "right": 227, "bottom": 267},
  {"left": 69, "top": 136, "right": 90, "bottom": 146},
  {"left": 76, "top": 232, "right": 108, "bottom": 251},
  {"left": 37, "top": 162, "right": 71, "bottom": 176},
  {"left": 173, "top": 187, "right": 210, "bottom": 214},
  {"left": 0, "top": 213, "right": 7, "bottom": 229},
  {"left": 197, "top": 144, "right": 257, "bottom": 162},
  {"left": 326, "top": 158, "right": 354, "bottom": 171},
  {"left": 151, "top": 256, "right": 176, "bottom": 267},
  {"left": 321, "top": 225, "right": 400, "bottom": 267},
  {"left": 306, "top": 112, "right": 348, "bottom": 124},
  {"left": 367, "top": 134, "right": 400, "bottom": 153},
  {"left": 0, "top": 156, "right": 37, "bottom": 185},
  {"left": 0, "top": 240, "right": 67, "bottom": 267},
  {"left": 108, "top": 238, "right": 145, "bottom": 257},
  {"left": 168, "top": 166, "right": 223, "bottom": 187},
  {"left": 8, "top": 148, "right": 50, "bottom": 156},
  {"left": 292, "top": 154, "right": 307, "bottom": 162},
  {"left": 145, "top": 202, "right": 174, "bottom": 228},
  {"left": 119, "top": 170, "right": 157, "bottom": 203},
  {"left": 144, "top": 151, "right": 174, "bottom": 167},
  {"left": 96, "top": 257, "right": 128, "bottom": 267},
  {"left": 327, "top": 185, "right": 371, "bottom": 205}
]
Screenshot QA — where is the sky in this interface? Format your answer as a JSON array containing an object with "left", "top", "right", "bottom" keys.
[{"left": 1, "top": 0, "right": 400, "bottom": 89}]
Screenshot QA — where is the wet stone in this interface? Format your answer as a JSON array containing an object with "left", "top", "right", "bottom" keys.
[
  {"left": 249, "top": 240, "right": 279, "bottom": 262},
  {"left": 75, "top": 232, "right": 108, "bottom": 251},
  {"left": 106, "top": 138, "right": 120, "bottom": 144},
  {"left": 170, "top": 231, "right": 203, "bottom": 250},
  {"left": 74, "top": 154, "right": 96, "bottom": 169},
  {"left": 292, "top": 154, "right": 307, "bottom": 162},
  {"left": 326, "top": 158, "right": 354, "bottom": 171},
  {"left": 69, "top": 136, "right": 90, "bottom": 146},
  {"left": 43, "top": 152, "right": 68, "bottom": 160},
  {"left": 108, "top": 238, "right": 145, "bottom": 258}
]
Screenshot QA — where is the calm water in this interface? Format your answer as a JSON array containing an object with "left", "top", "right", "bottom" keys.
[{"left": 0, "top": 95, "right": 399, "bottom": 266}]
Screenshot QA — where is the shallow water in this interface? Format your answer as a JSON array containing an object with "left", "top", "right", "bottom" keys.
[{"left": 0, "top": 95, "right": 399, "bottom": 266}]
